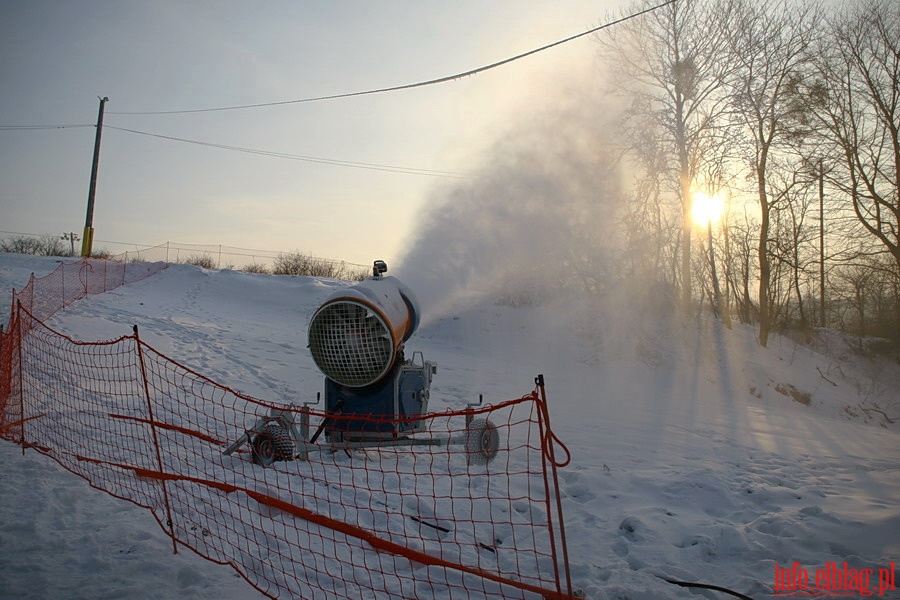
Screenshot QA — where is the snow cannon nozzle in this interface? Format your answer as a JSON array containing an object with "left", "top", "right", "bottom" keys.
[{"left": 308, "top": 260, "right": 422, "bottom": 388}]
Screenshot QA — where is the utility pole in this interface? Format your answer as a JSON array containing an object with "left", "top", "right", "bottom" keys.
[
  {"left": 61, "top": 232, "right": 80, "bottom": 256},
  {"left": 82, "top": 96, "right": 109, "bottom": 257}
]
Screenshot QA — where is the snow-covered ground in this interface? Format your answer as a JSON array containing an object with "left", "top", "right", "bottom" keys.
[{"left": 1, "top": 253, "right": 898, "bottom": 599}]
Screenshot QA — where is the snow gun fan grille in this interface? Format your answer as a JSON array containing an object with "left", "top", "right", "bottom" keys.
[{"left": 308, "top": 300, "right": 394, "bottom": 387}]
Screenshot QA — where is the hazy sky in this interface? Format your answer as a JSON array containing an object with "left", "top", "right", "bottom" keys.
[{"left": 1, "top": 1, "right": 625, "bottom": 265}]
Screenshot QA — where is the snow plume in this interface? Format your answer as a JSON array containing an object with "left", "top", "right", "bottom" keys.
[{"left": 396, "top": 94, "right": 629, "bottom": 323}]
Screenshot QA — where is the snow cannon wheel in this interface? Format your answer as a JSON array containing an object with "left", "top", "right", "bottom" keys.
[
  {"left": 465, "top": 418, "right": 500, "bottom": 465},
  {"left": 251, "top": 423, "right": 295, "bottom": 467}
]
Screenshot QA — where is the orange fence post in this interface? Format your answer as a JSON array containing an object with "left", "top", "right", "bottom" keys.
[
  {"left": 132, "top": 324, "right": 179, "bottom": 555},
  {"left": 15, "top": 301, "right": 25, "bottom": 454},
  {"left": 0, "top": 323, "right": 7, "bottom": 437},
  {"left": 535, "top": 374, "right": 574, "bottom": 598}
]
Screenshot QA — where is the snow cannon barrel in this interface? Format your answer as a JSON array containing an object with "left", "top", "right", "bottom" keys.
[{"left": 307, "top": 261, "right": 421, "bottom": 388}]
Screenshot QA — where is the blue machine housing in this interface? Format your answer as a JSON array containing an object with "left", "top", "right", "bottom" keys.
[{"left": 324, "top": 351, "right": 437, "bottom": 441}]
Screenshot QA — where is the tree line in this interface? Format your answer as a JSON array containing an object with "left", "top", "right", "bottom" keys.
[{"left": 596, "top": 0, "right": 898, "bottom": 349}]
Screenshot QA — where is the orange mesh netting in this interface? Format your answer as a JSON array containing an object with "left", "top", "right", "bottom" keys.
[{"left": 0, "top": 259, "right": 573, "bottom": 600}]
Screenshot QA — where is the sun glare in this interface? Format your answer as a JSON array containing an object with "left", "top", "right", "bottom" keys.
[{"left": 691, "top": 191, "right": 725, "bottom": 227}]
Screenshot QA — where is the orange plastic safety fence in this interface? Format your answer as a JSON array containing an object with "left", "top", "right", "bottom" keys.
[
  {"left": 4, "top": 305, "right": 574, "bottom": 599},
  {"left": 0, "top": 258, "right": 574, "bottom": 599},
  {"left": 1, "top": 258, "right": 167, "bottom": 438},
  {"left": 8, "top": 258, "right": 167, "bottom": 335}
]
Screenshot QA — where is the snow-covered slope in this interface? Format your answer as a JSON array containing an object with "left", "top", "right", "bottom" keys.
[{"left": 1, "top": 254, "right": 898, "bottom": 599}]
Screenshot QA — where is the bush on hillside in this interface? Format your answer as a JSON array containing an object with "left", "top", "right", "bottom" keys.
[
  {"left": 273, "top": 252, "right": 367, "bottom": 281},
  {"left": 0, "top": 235, "right": 71, "bottom": 257},
  {"left": 241, "top": 263, "right": 271, "bottom": 274},
  {"left": 184, "top": 254, "right": 217, "bottom": 269}
]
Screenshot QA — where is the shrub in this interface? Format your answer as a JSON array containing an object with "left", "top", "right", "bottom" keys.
[
  {"left": 346, "top": 266, "right": 369, "bottom": 282},
  {"left": 272, "top": 252, "right": 368, "bottom": 281},
  {"left": 242, "top": 263, "right": 271, "bottom": 274},
  {"left": 0, "top": 235, "right": 70, "bottom": 256},
  {"left": 184, "top": 254, "right": 217, "bottom": 269},
  {"left": 0, "top": 236, "right": 42, "bottom": 254},
  {"left": 40, "top": 236, "right": 69, "bottom": 256},
  {"left": 273, "top": 252, "right": 327, "bottom": 277}
]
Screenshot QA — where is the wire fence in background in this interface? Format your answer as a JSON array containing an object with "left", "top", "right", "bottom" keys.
[{"left": 0, "top": 231, "right": 370, "bottom": 276}]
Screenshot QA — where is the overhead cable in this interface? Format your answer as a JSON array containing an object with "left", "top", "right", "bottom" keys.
[
  {"left": 0, "top": 124, "right": 94, "bottom": 130},
  {"left": 104, "top": 125, "right": 470, "bottom": 178},
  {"left": 108, "top": 0, "right": 676, "bottom": 116}
]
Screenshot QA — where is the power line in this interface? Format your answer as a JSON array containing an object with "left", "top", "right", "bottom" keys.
[
  {"left": 108, "top": 0, "right": 676, "bottom": 116},
  {"left": 0, "top": 124, "right": 93, "bottom": 130},
  {"left": 104, "top": 125, "right": 470, "bottom": 178}
]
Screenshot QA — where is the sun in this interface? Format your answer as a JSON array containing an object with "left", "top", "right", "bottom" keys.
[{"left": 691, "top": 191, "right": 725, "bottom": 227}]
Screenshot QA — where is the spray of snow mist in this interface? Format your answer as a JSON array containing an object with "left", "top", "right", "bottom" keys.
[{"left": 395, "top": 95, "right": 627, "bottom": 323}]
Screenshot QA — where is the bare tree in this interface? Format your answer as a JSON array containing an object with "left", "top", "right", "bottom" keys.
[
  {"left": 719, "top": 207, "right": 758, "bottom": 325},
  {"left": 725, "top": 0, "right": 819, "bottom": 347},
  {"left": 769, "top": 169, "right": 819, "bottom": 335},
  {"left": 617, "top": 108, "right": 683, "bottom": 288},
  {"left": 808, "top": 0, "right": 900, "bottom": 343},
  {"left": 597, "top": 0, "right": 737, "bottom": 313}
]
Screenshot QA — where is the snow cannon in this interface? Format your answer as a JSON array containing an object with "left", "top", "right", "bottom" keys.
[
  {"left": 308, "top": 260, "right": 421, "bottom": 388},
  {"left": 308, "top": 260, "right": 437, "bottom": 442},
  {"left": 224, "top": 260, "right": 501, "bottom": 466}
]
